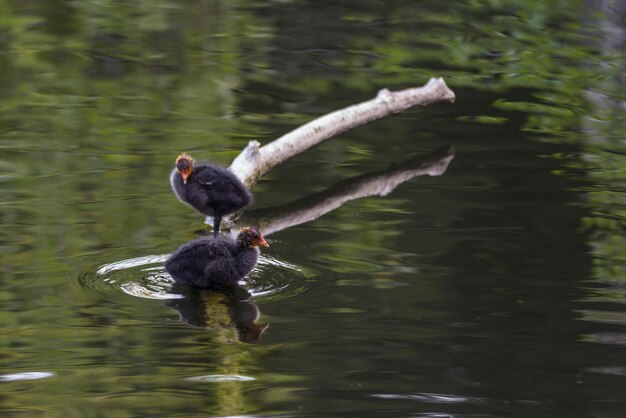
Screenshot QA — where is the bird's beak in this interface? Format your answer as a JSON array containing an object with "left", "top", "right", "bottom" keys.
[
  {"left": 258, "top": 237, "right": 269, "bottom": 247},
  {"left": 181, "top": 171, "right": 190, "bottom": 184}
]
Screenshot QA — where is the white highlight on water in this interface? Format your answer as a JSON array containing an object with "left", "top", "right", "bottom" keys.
[
  {"left": 371, "top": 392, "right": 486, "bottom": 404},
  {"left": 183, "top": 374, "right": 256, "bottom": 382},
  {"left": 0, "top": 372, "right": 55, "bottom": 382}
]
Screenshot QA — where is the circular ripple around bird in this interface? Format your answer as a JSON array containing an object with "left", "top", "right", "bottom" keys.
[
  {"left": 78, "top": 253, "right": 313, "bottom": 303},
  {"left": 245, "top": 254, "right": 315, "bottom": 302}
]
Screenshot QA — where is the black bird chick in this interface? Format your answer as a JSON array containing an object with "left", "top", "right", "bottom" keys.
[
  {"left": 165, "top": 227, "right": 269, "bottom": 289},
  {"left": 170, "top": 153, "right": 252, "bottom": 235}
]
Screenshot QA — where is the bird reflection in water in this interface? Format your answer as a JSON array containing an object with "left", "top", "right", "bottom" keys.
[{"left": 167, "top": 285, "right": 269, "bottom": 343}]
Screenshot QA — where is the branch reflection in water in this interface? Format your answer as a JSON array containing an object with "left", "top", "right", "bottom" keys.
[
  {"left": 170, "top": 145, "right": 455, "bottom": 341},
  {"left": 228, "top": 145, "right": 455, "bottom": 236}
]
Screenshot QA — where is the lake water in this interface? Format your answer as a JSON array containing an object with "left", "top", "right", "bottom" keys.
[{"left": 1, "top": 1, "right": 625, "bottom": 417}]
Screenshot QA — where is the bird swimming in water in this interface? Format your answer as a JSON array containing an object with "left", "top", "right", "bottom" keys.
[
  {"left": 170, "top": 153, "right": 252, "bottom": 235},
  {"left": 165, "top": 227, "right": 269, "bottom": 289}
]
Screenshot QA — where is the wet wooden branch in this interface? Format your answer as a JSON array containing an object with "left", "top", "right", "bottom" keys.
[{"left": 229, "top": 77, "right": 455, "bottom": 189}]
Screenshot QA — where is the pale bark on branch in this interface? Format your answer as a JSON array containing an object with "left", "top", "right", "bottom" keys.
[{"left": 229, "top": 77, "right": 455, "bottom": 188}]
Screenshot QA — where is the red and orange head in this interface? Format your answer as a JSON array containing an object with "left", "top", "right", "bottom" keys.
[
  {"left": 237, "top": 227, "right": 269, "bottom": 248},
  {"left": 175, "top": 153, "right": 194, "bottom": 184}
]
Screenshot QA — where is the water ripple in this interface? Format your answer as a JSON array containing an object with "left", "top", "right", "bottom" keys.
[
  {"left": 246, "top": 255, "right": 314, "bottom": 301},
  {"left": 585, "top": 366, "right": 626, "bottom": 376},
  {"left": 79, "top": 253, "right": 314, "bottom": 302},
  {"left": 96, "top": 254, "right": 169, "bottom": 275},
  {"left": 371, "top": 392, "right": 486, "bottom": 404}
]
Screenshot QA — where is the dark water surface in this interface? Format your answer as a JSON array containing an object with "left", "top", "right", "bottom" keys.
[{"left": 1, "top": 1, "right": 625, "bottom": 417}]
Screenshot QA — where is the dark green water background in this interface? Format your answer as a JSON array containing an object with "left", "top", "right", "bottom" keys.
[{"left": 1, "top": 1, "right": 625, "bottom": 417}]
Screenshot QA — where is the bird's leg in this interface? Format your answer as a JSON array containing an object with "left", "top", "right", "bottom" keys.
[{"left": 213, "top": 215, "right": 222, "bottom": 236}]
